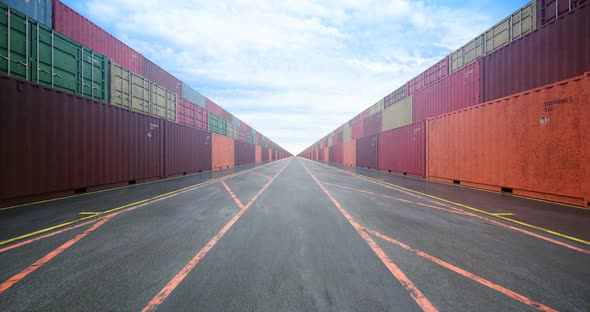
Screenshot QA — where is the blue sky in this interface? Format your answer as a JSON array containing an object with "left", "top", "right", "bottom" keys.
[{"left": 64, "top": 0, "right": 530, "bottom": 154}]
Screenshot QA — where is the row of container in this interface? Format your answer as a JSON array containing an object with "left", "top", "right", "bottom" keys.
[
  {"left": 300, "top": 73, "right": 590, "bottom": 207},
  {"left": 0, "top": 1, "right": 288, "bottom": 154},
  {"left": 0, "top": 74, "right": 290, "bottom": 206}
]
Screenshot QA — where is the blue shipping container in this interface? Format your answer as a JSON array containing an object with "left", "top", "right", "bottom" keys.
[
  {"left": 232, "top": 116, "right": 240, "bottom": 126},
  {"left": 1, "top": 0, "right": 51, "bottom": 27},
  {"left": 182, "top": 82, "right": 206, "bottom": 108}
]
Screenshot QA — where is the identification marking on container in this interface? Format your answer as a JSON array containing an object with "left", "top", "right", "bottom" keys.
[{"left": 543, "top": 97, "right": 573, "bottom": 112}]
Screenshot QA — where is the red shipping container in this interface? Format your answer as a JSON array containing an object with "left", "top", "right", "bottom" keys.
[
  {"left": 165, "top": 123, "right": 211, "bottom": 177},
  {"left": 211, "top": 134, "right": 234, "bottom": 170},
  {"left": 329, "top": 146, "right": 335, "bottom": 163},
  {"left": 408, "top": 56, "right": 449, "bottom": 95},
  {"left": 52, "top": 0, "right": 143, "bottom": 74},
  {"left": 234, "top": 141, "right": 255, "bottom": 165},
  {"left": 363, "top": 112, "right": 382, "bottom": 137},
  {"left": 384, "top": 83, "right": 408, "bottom": 108},
  {"left": 334, "top": 143, "right": 344, "bottom": 165},
  {"left": 241, "top": 122, "right": 250, "bottom": 131},
  {"left": 378, "top": 121, "right": 425, "bottom": 178},
  {"left": 323, "top": 148, "right": 329, "bottom": 162},
  {"left": 481, "top": 3, "right": 590, "bottom": 103},
  {"left": 142, "top": 58, "right": 182, "bottom": 98},
  {"left": 206, "top": 98, "right": 224, "bottom": 116},
  {"left": 413, "top": 60, "right": 480, "bottom": 123},
  {"left": 356, "top": 134, "right": 379, "bottom": 169},
  {"left": 537, "top": 0, "right": 588, "bottom": 25},
  {"left": 178, "top": 98, "right": 208, "bottom": 131},
  {"left": 261, "top": 147, "right": 269, "bottom": 162},
  {"left": 255, "top": 146, "right": 262, "bottom": 163},
  {"left": 343, "top": 139, "right": 356, "bottom": 167},
  {"left": 360, "top": 109, "right": 369, "bottom": 120},
  {"left": 351, "top": 119, "right": 364, "bottom": 139},
  {"left": 0, "top": 74, "right": 162, "bottom": 203}
]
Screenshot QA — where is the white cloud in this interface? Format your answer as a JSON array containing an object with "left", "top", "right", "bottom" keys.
[{"left": 72, "top": 0, "right": 507, "bottom": 154}]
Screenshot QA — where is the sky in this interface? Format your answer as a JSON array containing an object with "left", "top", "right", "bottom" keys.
[{"left": 64, "top": 0, "right": 530, "bottom": 155}]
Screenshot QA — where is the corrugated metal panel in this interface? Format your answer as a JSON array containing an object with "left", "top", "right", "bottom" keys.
[
  {"left": 428, "top": 73, "right": 590, "bottom": 206},
  {"left": 368, "top": 99, "right": 384, "bottom": 116},
  {"left": 234, "top": 141, "right": 255, "bottom": 166},
  {"left": 329, "top": 145, "right": 335, "bottom": 163},
  {"left": 165, "top": 122, "right": 211, "bottom": 176},
  {"left": 208, "top": 112, "right": 227, "bottom": 136},
  {"left": 255, "top": 145, "right": 262, "bottom": 163},
  {"left": 1, "top": 0, "right": 51, "bottom": 26},
  {"left": 323, "top": 148, "right": 329, "bottom": 163},
  {"left": 52, "top": 0, "right": 143, "bottom": 74},
  {"left": 408, "top": 56, "right": 449, "bottom": 95},
  {"left": 537, "top": 0, "right": 587, "bottom": 25},
  {"left": 109, "top": 61, "right": 176, "bottom": 121},
  {"left": 381, "top": 95, "right": 413, "bottom": 132},
  {"left": 379, "top": 121, "right": 425, "bottom": 178},
  {"left": 356, "top": 134, "right": 378, "bottom": 169},
  {"left": 227, "top": 123, "right": 239, "bottom": 140},
  {"left": 211, "top": 134, "right": 234, "bottom": 170},
  {"left": 182, "top": 82, "right": 206, "bottom": 108},
  {"left": 363, "top": 112, "right": 381, "bottom": 137},
  {"left": 343, "top": 125, "right": 352, "bottom": 142},
  {"left": 0, "top": 74, "right": 163, "bottom": 201},
  {"left": 334, "top": 143, "right": 344, "bottom": 165},
  {"left": 450, "top": 1, "right": 536, "bottom": 73},
  {"left": 232, "top": 115, "right": 240, "bottom": 126},
  {"left": 481, "top": 3, "right": 590, "bottom": 102},
  {"left": 178, "top": 98, "right": 208, "bottom": 131},
  {"left": 384, "top": 83, "right": 408, "bottom": 108},
  {"left": 351, "top": 119, "right": 364, "bottom": 139},
  {"left": 261, "top": 147, "right": 269, "bottom": 162},
  {"left": 413, "top": 61, "right": 480, "bottom": 123},
  {"left": 343, "top": 139, "right": 356, "bottom": 167},
  {"left": 142, "top": 58, "right": 182, "bottom": 101}
]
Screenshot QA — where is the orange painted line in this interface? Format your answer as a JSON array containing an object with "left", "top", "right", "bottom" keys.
[
  {"left": 299, "top": 159, "right": 438, "bottom": 312},
  {"left": 221, "top": 181, "right": 245, "bottom": 210},
  {"left": 249, "top": 171, "right": 272, "bottom": 180},
  {"left": 0, "top": 215, "right": 112, "bottom": 294},
  {"left": 322, "top": 165, "right": 590, "bottom": 255},
  {"left": 142, "top": 160, "right": 291, "bottom": 312},
  {"left": 0, "top": 219, "right": 99, "bottom": 253},
  {"left": 367, "top": 228, "right": 557, "bottom": 312},
  {"left": 322, "top": 182, "right": 470, "bottom": 216}
]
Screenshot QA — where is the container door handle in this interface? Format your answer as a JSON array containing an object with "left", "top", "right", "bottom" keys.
[
  {"left": 0, "top": 55, "right": 8, "bottom": 60},
  {"left": 38, "top": 68, "right": 50, "bottom": 74},
  {"left": 52, "top": 73, "right": 63, "bottom": 78},
  {"left": 13, "top": 60, "right": 27, "bottom": 66}
]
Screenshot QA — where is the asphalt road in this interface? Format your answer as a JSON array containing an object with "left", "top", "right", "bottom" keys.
[{"left": 1, "top": 157, "right": 589, "bottom": 311}]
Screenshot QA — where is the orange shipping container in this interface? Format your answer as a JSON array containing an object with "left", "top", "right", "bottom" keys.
[
  {"left": 343, "top": 139, "right": 357, "bottom": 167},
  {"left": 255, "top": 146, "right": 262, "bottom": 163},
  {"left": 427, "top": 73, "right": 590, "bottom": 207},
  {"left": 323, "top": 149, "right": 329, "bottom": 162},
  {"left": 211, "top": 134, "right": 235, "bottom": 170}
]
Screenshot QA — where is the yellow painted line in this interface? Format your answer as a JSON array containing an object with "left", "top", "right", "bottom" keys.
[
  {"left": 310, "top": 161, "right": 590, "bottom": 247},
  {"left": 0, "top": 160, "right": 281, "bottom": 212},
  {"left": 79, "top": 212, "right": 101, "bottom": 215},
  {"left": 0, "top": 160, "right": 285, "bottom": 247},
  {"left": 490, "top": 212, "right": 515, "bottom": 217}
]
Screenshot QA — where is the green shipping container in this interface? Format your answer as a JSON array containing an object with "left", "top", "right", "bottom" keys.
[
  {"left": 109, "top": 61, "right": 176, "bottom": 121},
  {"left": 343, "top": 125, "right": 352, "bottom": 142},
  {"left": 381, "top": 95, "right": 413, "bottom": 132},
  {"left": 208, "top": 112, "right": 227, "bottom": 136},
  {"left": 247, "top": 132, "right": 255, "bottom": 145},
  {"left": 0, "top": 3, "right": 108, "bottom": 101}
]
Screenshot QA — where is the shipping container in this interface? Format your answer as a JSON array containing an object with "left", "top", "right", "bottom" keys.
[
  {"left": 481, "top": 3, "right": 590, "bottom": 102},
  {"left": 165, "top": 122, "right": 211, "bottom": 177},
  {"left": 368, "top": 99, "right": 384, "bottom": 116},
  {"left": 343, "top": 139, "right": 356, "bottom": 167},
  {"left": 234, "top": 141, "right": 255, "bottom": 166},
  {"left": 0, "top": 74, "right": 163, "bottom": 202},
  {"left": 261, "top": 147, "right": 269, "bottom": 162},
  {"left": 384, "top": 83, "right": 408, "bottom": 108},
  {"left": 211, "top": 133, "right": 234, "bottom": 170},
  {"left": 182, "top": 82, "right": 206, "bottom": 108},
  {"left": 450, "top": 1, "right": 536, "bottom": 73},
  {"left": 381, "top": 95, "right": 413, "bottom": 132},
  {"left": 351, "top": 119, "right": 364, "bottom": 139},
  {"left": 1, "top": 5, "right": 109, "bottom": 102},
  {"left": 379, "top": 121, "right": 425, "bottom": 178},
  {"left": 208, "top": 112, "right": 227, "bottom": 136},
  {"left": 238, "top": 128, "right": 248, "bottom": 142},
  {"left": 232, "top": 115, "right": 241, "bottom": 126},
  {"left": 427, "top": 73, "right": 590, "bottom": 207},
  {"left": 206, "top": 97, "right": 224, "bottom": 116},
  {"left": 177, "top": 98, "right": 208, "bottom": 131},
  {"left": 334, "top": 143, "right": 344, "bottom": 165},
  {"left": 109, "top": 61, "right": 176, "bottom": 121},
  {"left": 52, "top": 0, "right": 143, "bottom": 74},
  {"left": 343, "top": 125, "right": 352, "bottom": 142},
  {"left": 408, "top": 56, "right": 449, "bottom": 95},
  {"left": 537, "top": 0, "right": 587, "bottom": 25},
  {"left": 356, "top": 134, "right": 378, "bottom": 169},
  {"left": 255, "top": 145, "right": 262, "bottom": 163},
  {"left": 363, "top": 112, "right": 381, "bottom": 137},
  {"left": 142, "top": 58, "right": 182, "bottom": 102},
  {"left": 329, "top": 146, "right": 335, "bottom": 163},
  {"left": 323, "top": 148, "right": 329, "bottom": 163},
  {"left": 269, "top": 149, "right": 274, "bottom": 162},
  {"left": 413, "top": 61, "right": 480, "bottom": 123},
  {"left": 227, "top": 122, "right": 239, "bottom": 140},
  {"left": 1, "top": 0, "right": 51, "bottom": 26}
]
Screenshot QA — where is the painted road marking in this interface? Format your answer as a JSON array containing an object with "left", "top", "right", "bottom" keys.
[
  {"left": 221, "top": 181, "right": 245, "bottom": 210},
  {"left": 249, "top": 170, "right": 272, "bottom": 180},
  {"left": 0, "top": 160, "right": 288, "bottom": 248},
  {"left": 142, "top": 160, "right": 291, "bottom": 312},
  {"left": 79, "top": 212, "right": 101, "bottom": 215},
  {"left": 310, "top": 160, "right": 590, "bottom": 249},
  {"left": 491, "top": 212, "right": 516, "bottom": 217},
  {"left": 367, "top": 228, "right": 557, "bottom": 312},
  {"left": 299, "top": 159, "right": 438, "bottom": 312}
]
